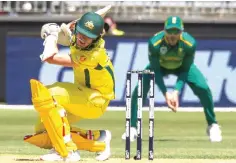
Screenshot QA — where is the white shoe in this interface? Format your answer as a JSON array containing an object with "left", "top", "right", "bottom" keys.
[
  {"left": 40, "top": 149, "right": 81, "bottom": 161},
  {"left": 207, "top": 123, "right": 222, "bottom": 142},
  {"left": 121, "top": 127, "right": 137, "bottom": 142},
  {"left": 95, "top": 130, "right": 112, "bottom": 161}
]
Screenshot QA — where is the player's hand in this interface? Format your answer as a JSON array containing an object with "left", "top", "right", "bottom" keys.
[
  {"left": 67, "top": 21, "right": 76, "bottom": 31},
  {"left": 40, "top": 35, "right": 58, "bottom": 62},
  {"left": 41, "top": 23, "right": 61, "bottom": 40},
  {"left": 40, "top": 23, "right": 61, "bottom": 62},
  {"left": 165, "top": 92, "right": 176, "bottom": 112},
  {"left": 170, "top": 90, "right": 179, "bottom": 111}
]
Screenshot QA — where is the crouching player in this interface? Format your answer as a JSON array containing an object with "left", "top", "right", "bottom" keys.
[
  {"left": 24, "top": 10, "right": 115, "bottom": 161},
  {"left": 122, "top": 16, "right": 222, "bottom": 143}
]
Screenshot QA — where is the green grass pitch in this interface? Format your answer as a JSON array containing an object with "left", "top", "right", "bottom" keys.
[{"left": 0, "top": 109, "right": 236, "bottom": 162}]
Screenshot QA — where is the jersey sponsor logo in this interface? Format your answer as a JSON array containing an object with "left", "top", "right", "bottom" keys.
[
  {"left": 160, "top": 46, "right": 167, "bottom": 55},
  {"left": 39, "top": 40, "right": 236, "bottom": 106},
  {"left": 79, "top": 56, "right": 86, "bottom": 62}
]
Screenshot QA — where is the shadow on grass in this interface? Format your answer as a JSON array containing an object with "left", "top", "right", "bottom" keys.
[
  {"left": 15, "top": 158, "right": 41, "bottom": 161},
  {"left": 142, "top": 138, "right": 206, "bottom": 142}
]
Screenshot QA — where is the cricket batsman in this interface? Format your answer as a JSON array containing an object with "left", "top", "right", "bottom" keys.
[
  {"left": 23, "top": 6, "right": 115, "bottom": 162},
  {"left": 122, "top": 16, "right": 222, "bottom": 143}
]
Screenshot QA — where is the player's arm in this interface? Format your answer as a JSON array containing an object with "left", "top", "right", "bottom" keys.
[
  {"left": 148, "top": 39, "right": 167, "bottom": 95},
  {"left": 46, "top": 53, "right": 75, "bottom": 67},
  {"left": 40, "top": 24, "right": 75, "bottom": 67},
  {"left": 174, "top": 44, "right": 196, "bottom": 92}
]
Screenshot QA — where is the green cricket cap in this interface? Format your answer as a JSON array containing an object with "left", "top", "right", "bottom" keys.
[
  {"left": 75, "top": 12, "right": 104, "bottom": 39},
  {"left": 164, "top": 16, "right": 184, "bottom": 30}
]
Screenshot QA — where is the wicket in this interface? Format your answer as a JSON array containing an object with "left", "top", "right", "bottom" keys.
[{"left": 125, "top": 70, "right": 155, "bottom": 160}]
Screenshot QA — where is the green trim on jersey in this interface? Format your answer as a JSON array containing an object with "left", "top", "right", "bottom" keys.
[
  {"left": 105, "top": 66, "right": 115, "bottom": 94},
  {"left": 84, "top": 69, "right": 91, "bottom": 88}
]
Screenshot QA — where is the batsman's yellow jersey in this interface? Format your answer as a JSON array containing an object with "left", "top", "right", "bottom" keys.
[{"left": 70, "top": 38, "right": 115, "bottom": 100}]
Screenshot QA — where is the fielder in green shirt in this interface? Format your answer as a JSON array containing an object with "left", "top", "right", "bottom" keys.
[{"left": 122, "top": 16, "right": 222, "bottom": 142}]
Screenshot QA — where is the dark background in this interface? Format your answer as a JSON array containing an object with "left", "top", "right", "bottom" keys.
[
  {"left": 1, "top": 21, "right": 236, "bottom": 102},
  {"left": 2, "top": 21, "right": 236, "bottom": 38}
]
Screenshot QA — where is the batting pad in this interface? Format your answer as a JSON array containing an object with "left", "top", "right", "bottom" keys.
[
  {"left": 24, "top": 130, "right": 105, "bottom": 152},
  {"left": 30, "top": 79, "right": 76, "bottom": 157}
]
